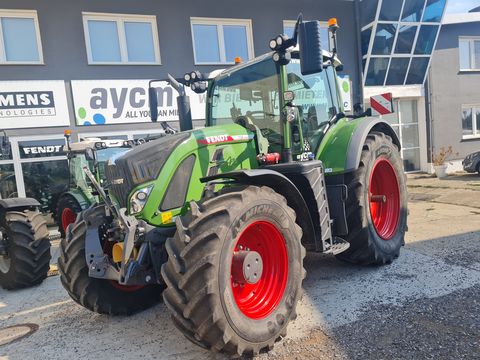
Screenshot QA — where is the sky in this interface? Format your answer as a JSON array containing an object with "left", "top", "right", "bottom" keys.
[{"left": 446, "top": 0, "right": 480, "bottom": 13}]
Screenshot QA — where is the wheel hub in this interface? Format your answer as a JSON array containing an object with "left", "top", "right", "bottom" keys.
[{"left": 231, "top": 250, "right": 263, "bottom": 285}]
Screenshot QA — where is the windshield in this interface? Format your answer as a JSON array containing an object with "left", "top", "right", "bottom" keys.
[{"left": 208, "top": 56, "right": 283, "bottom": 152}]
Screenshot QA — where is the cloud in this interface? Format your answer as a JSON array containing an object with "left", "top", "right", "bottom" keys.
[{"left": 446, "top": 0, "right": 480, "bottom": 13}]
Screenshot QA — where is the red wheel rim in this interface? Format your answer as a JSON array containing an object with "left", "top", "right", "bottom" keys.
[
  {"left": 369, "top": 158, "right": 401, "bottom": 240},
  {"left": 61, "top": 208, "right": 77, "bottom": 233},
  {"left": 230, "top": 221, "right": 288, "bottom": 320}
]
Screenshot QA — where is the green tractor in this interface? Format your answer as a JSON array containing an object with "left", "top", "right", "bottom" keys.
[
  {"left": 0, "top": 130, "right": 51, "bottom": 290},
  {"left": 58, "top": 17, "right": 407, "bottom": 356}
]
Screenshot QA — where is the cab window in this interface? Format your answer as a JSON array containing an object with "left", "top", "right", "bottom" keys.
[
  {"left": 209, "top": 57, "right": 283, "bottom": 152},
  {"left": 286, "top": 60, "right": 340, "bottom": 151}
]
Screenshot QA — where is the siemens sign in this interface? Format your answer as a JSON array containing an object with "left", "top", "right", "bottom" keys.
[
  {"left": 0, "top": 81, "right": 70, "bottom": 129},
  {"left": 71, "top": 80, "right": 206, "bottom": 126}
]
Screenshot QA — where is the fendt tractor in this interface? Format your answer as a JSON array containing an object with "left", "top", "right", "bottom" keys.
[
  {"left": 58, "top": 16, "right": 407, "bottom": 356},
  {"left": 0, "top": 130, "right": 51, "bottom": 290},
  {"left": 56, "top": 125, "right": 175, "bottom": 237}
]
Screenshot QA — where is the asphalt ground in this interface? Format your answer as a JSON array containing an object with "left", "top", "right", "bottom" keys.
[{"left": 1, "top": 173, "right": 479, "bottom": 360}]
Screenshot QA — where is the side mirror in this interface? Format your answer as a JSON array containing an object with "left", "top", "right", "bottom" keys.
[
  {"left": 148, "top": 87, "right": 158, "bottom": 122},
  {"left": 239, "top": 87, "right": 253, "bottom": 101},
  {"left": 298, "top": 21, "right": 323, "bottom": 76}
]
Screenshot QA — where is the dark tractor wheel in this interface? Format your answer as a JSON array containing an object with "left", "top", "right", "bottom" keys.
[
  {"left": 56, "top": 195, "right": 82, "bottom": 239},
  {"left": 162, "top": 186, "right": 305, "bottom": 357},
  {"left": 0, "top": 210, "right": 51, "bottom": 290},
  {"left": 337, "top": 131, "right": 408, "bottom": 265},
  {"left": 58, "top": 205, "right": 163, "bottom": 315}
]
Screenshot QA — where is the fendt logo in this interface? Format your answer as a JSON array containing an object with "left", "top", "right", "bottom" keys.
[{"left": 0, "top": 91, "right": 56, "bottom": 118}]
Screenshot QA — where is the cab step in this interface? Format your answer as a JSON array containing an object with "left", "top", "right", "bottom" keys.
[{"left": 324, "top": 237, "right": 350, "bottom": 255}]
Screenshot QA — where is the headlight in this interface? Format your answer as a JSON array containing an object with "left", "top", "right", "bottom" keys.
[{"left": 129, "top": 185, "right": 153, "bottom": 214}]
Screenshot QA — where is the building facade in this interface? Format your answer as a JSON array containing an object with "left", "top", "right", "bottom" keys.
[
  {"left": 427, "top": 8, "right": 480, "bottom": 172},
  {"left": 0, "top": 0, "right": 363, "bottom": 214}
]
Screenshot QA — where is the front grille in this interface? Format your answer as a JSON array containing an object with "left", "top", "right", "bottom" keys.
[{"left": 104, "top": 132, "right": 191, "bottom": 208}]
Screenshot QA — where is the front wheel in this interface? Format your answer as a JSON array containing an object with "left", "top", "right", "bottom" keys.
[
  {"left": 58, "top": 205, "right": 163, "bottom": 315},
  {"left": 162, "top": 186, "right": 305, "bottom": 357},
  {"left": 337, "top": 132, "right": 408, "bottom": 265}
]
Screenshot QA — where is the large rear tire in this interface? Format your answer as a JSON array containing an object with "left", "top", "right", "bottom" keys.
[
  {"left": 0, "top": 210, "right": 51, "bottom": 290},
  {"left": 162, "top": 186, "right": 305, "bottom": 357},
  {"left": 337, "top": 132, "right": 407, "bottom": 265},
  {"left": 58, "top": 205, "right": 163, "bottom": 315},
  {"left": 56, "top": 195, "right": 82, "bottom": 239}
]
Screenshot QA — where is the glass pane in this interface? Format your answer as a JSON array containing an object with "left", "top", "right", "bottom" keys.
[
  {"left": 22, "top": 160, "right": 69, "bottom": 215},
  {"left": 283, "top": 25, "right": 294, "bottom": 38},
  {"left": 0, "top": 135, "right": 12, "bottom": 160},
  {"left": 381, "top": 101, "right": 399, "bottom": 125},
  {"left": 379, "top": 0, "right": 403, "bottom": 21},
  {"left": 372, "top": 23, "right": 397, "bottom": 55},
  {"left": 414, "top": 25, "right": 439, "bottom": 55},
  {"left": 399, "top": 100, "right": 418, "bottom": 124},
  {"left": 361, "top": 28, "right": 372, "bottom": 56},
  {"left": 474, "top": 40, "right": 480, "bottom": 69},
  {"left": 386, "top": 58, "right": 410, "bottom": 85},
  {"left": 2, "top": 17, "right": 39, "bottom": 61},
  {"left": 320, "top": 27, "right": 330, "bottom": 51},
  {"left": 462, "top": 108, "right": 473, "bottom": 136},
  {"left": 405, "top": 57, "right": 429, "bottom": 84},
  {"left": 366, "top": 57, "right": 389, "bottom": 86},
  {"left": 403, "top": 148, "right": 420, "bottom": 171},
  {"left": 192, "top": 24, "right": 220, "bottom": 63},
  {"left": 88, "top": 20, "right": 121, "bottom": 62},
  {"left": 287, "top": 64, "right": 340, "bottom": 151},
  {"left": 224, "top": 25, "right": 249, "bottom": 62},
  {"left": 395, "top": 25, "right": 417, "bottom": 54},
  {"left": 0, "top": 164, "right": 17, "bottom": 199},
  {"left": 402, "top": 0, "right": 426, "bottom": 22},
  {"left": 459, "top": 40, "right": 471, "bottom": 69},
  {"left": 124, "top": 22, "right": 155, "bottom": 62},
  {"left": 401, "top": 124, "right": 419, "bottom": 148},
  {"left": 423, "top": 0, "right": 446, "bottom": 22},
  {"left": 360, "top": 0, "right": 379, "bottom": 27},
  {"left": 18, "top": 139, "right": 66, "bottom": 159}
]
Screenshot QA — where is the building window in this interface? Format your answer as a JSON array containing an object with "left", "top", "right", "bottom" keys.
[
  {"left": 82, "top": 13, "right": 161, "bottom": 65},
  {"left": 0, "top": 10, "right": 43, "bottom": 64},
  {"left": 190, "top": 18, "right": 254, "bottom": 65},
  {"left": 462, "top": 106, "right": 480, "bottom": 139},
  {"left": 284, "top": 20, "right": 331, "bottom": 51},
  {"left": 459, "top": 38, "right": 480, "bottom": 71}
]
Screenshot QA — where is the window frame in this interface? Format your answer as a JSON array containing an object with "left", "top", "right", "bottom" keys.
[
  {"left": 461, "top": 105, "right": 480, "bottom": 140},
  {"left": 0, "top": 9, "right": 44, "bottom": 65},
  {"left": 82, "top": 12, "right": 161, "bottom": 65},
  {"left": 459, "top": 37, "right": 480, "bottom": 71},
  {"left": 283, "top": 20, "right": 332, "bottom": 50},
  {"left": 190, "top": 17, "right": 254, "bottom": 65}
]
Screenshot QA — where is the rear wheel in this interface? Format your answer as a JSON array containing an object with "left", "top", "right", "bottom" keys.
[
  {"left": 58, "top": 205, "right": 162, "bottom": 315},
  {"left": 0, "top": 210, "right": 51, "bottom": 290},
  {"left": 337, "top": 132, "right": 407, "bottom": 265},
  {"left": 162, "top": 186, "right": 305, "bottom": 356},
  {"left": 56, "top": 195, "right": 82, "bottom": 239}
]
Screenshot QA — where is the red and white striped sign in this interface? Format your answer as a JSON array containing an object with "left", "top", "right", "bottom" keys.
[{"left": 370, "top": 93, "right": 394, "bottom": 116}]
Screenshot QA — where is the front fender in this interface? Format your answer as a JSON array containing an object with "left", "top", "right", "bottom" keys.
[{"left": 318, "top": 117, "right": 400, "bottom": 175}]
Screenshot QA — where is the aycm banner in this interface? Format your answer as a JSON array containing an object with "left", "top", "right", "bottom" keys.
[{"left": 70, "top": 80, "right": 207, "bottom": 126}]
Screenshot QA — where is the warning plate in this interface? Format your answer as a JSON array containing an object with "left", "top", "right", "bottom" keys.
[{"left": 370, "top": 93, "right": 394, "bottom": 116}]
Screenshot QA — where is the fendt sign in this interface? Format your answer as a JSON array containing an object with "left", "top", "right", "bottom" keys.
[
  {"left": 0, "top": 81, "right": 70, "bottom": 129},
  {"left": 71, "top": 80, "right": 206, "bottom": 126}
]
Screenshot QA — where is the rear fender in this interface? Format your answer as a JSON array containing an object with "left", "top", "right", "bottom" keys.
[{"left": 60, "top": 190, "right": 93, "bottom": 211}]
